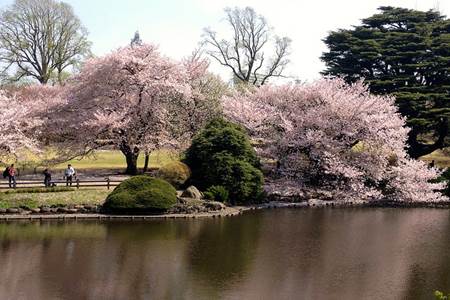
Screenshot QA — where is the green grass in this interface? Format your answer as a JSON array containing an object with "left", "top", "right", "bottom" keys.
[
  {"left": 0, "top": 188, "right": 111, "bottom": 209},
  {"left": 52, "top": 149, "right": 179, "bottom": 170},
  {"left": 1, "top": 149, "right": 180, "bottom": 172},
  {"left": 420, "top": 149, "right": 450, "bottom": 168}
]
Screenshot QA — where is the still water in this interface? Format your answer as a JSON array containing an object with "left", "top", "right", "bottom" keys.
[{"left": 0, "top": 208, "right": 449, "bottom": 300}]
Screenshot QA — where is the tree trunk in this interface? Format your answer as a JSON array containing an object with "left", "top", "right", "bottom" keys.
[
  {"left": 143, "top": 152, "right": 150, "bottom": 173},
  {"left": 407, "top": 118, "right": 448, "bottom": 159},
  {"left": 58, "top": 68, "right": 62, "bottom": 85},
  {"left": 120, "top": 143, "right": 140, "bottom": 175},
  {"left": 39, "top": 76, "right": 49, "bottom": 84},
  {"left": 124, "top": 152, "right": 138, "bottom": 175}
]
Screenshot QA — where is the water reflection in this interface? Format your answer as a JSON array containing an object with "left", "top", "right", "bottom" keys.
[{"left": 0, "top": 208, "right": 449, "bottom": 300}]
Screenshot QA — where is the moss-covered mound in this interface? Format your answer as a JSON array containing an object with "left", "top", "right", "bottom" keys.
[
  {"left": 103, "top": 176, "right": 177, "bottom": 214},
  {"left": 156, "top": 161, "right": 191, "bottom": 188}
]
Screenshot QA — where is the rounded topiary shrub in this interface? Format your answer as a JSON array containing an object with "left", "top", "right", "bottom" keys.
[
  {"left": 103, "top": 176, "right": 177, "bottom": 213},
  {"left": 185, "top": 118, "right": 260, "bottom": 172},
  {"left": 156, "top": 161, "right": 191, "bottom": 188},
  {"left": 184, "top": 118, "right": 263, "bottom": 204}
]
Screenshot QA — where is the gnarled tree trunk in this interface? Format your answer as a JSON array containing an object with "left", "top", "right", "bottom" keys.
[{"left": 120, "top": 143, "right": 140, "bottom": 175}]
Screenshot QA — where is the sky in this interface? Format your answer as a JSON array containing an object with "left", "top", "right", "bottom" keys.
[{"left": 0, "top": 0, "right": 448, "bottom": 82}]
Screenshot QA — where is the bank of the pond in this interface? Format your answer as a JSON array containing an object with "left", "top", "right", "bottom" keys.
[{"left": 1, "top": 198, "right": 450, "bottom": 221}]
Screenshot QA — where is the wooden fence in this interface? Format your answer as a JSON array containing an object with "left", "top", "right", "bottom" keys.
[{"left": 0, "top": 178, "right": 123, "bottom": 190}]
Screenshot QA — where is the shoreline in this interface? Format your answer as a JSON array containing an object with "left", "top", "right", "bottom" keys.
[{"left": 1, "top": 199, "right": 450, "bottom": 221}]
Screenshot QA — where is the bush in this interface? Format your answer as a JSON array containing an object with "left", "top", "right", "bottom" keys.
[
  {"left": 103, "top": 176, "right": 177, "bottom": 213},
  {"left": 435, "top": 291, "right": 450, "bottom": 300},
  {"left": 204, "top": 185, "right": 229, "bottom": 203},
  {"left": 185, "top": 118, "right": 260, "bottom": 172},
  {"left": 184, "top": 118, "right": 263, "bottom": 204},
  {"left": 156, "top": 161, "right": 191, "bottom": 188}
]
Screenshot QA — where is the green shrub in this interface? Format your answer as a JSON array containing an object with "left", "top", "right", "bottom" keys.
[
  {"left": 435, "top": 291, "right": 450, "bottom": 300},
  {"left": 184, "top": 118, "right": 263, "bottom": 204},
  {"left": 185, "top": 118, "right": 260, "bottom": 171},
  {"left": 103, "top": 176, "right": 176, "bottom": 213},
  {"left": 156, "top": 161, "right": 191, "bottom": 188},
  {"left": 204, "top": 185, "right": 229, "bottom": 203}
]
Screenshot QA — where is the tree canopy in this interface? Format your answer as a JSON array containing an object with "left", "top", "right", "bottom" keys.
[
  {"left": 223, "top": 79, "right": 446, "bottom": 203},
  {"left": 321, "top": 6, "right": 450, "bottom": 158},
  {"left": 0, "top": 0, "right": 91, "bottom": 84},
  {"left": 203, "top": 6, "right": 291, "bottom": 86},
  {"left": 39, "top": 44, "right": 222, "bottom": 174}
]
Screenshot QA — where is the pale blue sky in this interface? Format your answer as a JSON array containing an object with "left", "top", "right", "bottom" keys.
[{"left": 0, "top": 0, "right": 448, "bottom": 82}]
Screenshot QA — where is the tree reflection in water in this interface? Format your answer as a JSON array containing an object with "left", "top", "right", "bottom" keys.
[{"left": 0, "top": 209, "right": 449, "bottom": 300}]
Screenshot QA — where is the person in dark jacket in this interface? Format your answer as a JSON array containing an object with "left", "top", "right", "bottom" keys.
[
  {"left": 8, "top": 164, "right": 16, "bottom": 188},
  {"left": 43, "top": 169, "right": 52, "bottom": 187}
]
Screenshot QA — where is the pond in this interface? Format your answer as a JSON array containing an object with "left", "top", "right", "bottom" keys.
[{"left": 0, "top": 208, "right": 449, "bottom": 299}]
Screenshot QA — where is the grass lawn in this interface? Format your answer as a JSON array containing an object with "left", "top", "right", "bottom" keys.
[
  {"left": 0, "top": 188, "right": 111, "bottom": 209},
  {"left": 1, "top": 149, "right": 180, "bottom": 173},
  {"left": 420, "top": 149, "right": 450, "bottom": 168},
  {"left": 51, "top": 149, "right": 179, "bottom": 170}
]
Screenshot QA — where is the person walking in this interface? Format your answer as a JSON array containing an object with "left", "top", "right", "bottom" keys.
[
  {"left": 64, "top": 164, "right": 76, "bottom": 186},
  {"left": 8, "top": 164, "right": 16, "bottom": 188},
  {"left": 43, "top": 169, "right": 52, "bottom": 187}
]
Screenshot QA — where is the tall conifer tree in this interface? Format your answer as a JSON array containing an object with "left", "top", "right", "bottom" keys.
[{"left": 321, "top": 7, "right": 449, "bottom": 158}]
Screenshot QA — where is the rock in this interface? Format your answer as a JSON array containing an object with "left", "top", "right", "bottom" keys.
[
  {"left": 168, "top": 203, "right": 185, "bottom": 214},
  {"left": 84, "top": 205, "right": 98, "bottom": 212},
  {"left": 177, "top": 197, "right": 187, "bottom": 204},
  {"left": 67, "top": 208, "right": 78, "bottom": 214},
  {"left": 74, "top": 205, "right": 84, "bottom": 209},
  {"left": 20, "top": 210, "right": 31, "bottom": 215},
  {"left": 31, "top": 208, "right": 41, "bottom": 214},
  {"left": 57, "top": 207, "right": 69, "bottom": 213},
  {"left": 186, "top": 206, "right": 196, "bottom": 214},
  {"left": 6, "top": 208, "right": 19, "bottom": 214},
  {"left": 181, "top": 186, "right": 203, "bottom": 200},
  {"left": 0, "top": 208, "right": 6, "bottom": 214},
  {"left": 198, "top": 206, "right": 208, "bottom": 213},
  {"left": 40, "top": 207, "right": 51, "bottom": 213},
  {"left": 204, "top": 201, "right": 226, "bottom": 211},
  {"left": 308, "top": 199, "right": 326, "bottom": 207}
]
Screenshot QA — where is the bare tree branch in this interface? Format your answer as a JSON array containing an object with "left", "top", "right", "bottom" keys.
[
  {"left": 202, "top": 6, "right": 291, "bottom": 85},
  {"left": 0, "top": 0, "right": 91, "bottom": 84}
]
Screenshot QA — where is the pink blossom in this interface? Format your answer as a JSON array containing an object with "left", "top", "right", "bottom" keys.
[{"left": 223, "top": 79, "right": 446, "bottom": 202}]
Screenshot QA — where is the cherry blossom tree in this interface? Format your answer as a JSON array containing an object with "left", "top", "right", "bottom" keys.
[
  {"left": 46, "top": 44, "right": 221, "bottom": 174},
  {"left": 0, "top": 91, "right": 36, "bottom": 161},
  {"left": 222, "top": 79, "right": 446, "bottom": 202},
  {"left": 0, "top": 84, "right": 65, "bottom": 162}
]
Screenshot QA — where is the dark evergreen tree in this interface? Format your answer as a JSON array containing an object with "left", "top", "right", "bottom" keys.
[{"left": 321, "top": 7, "right": 449, "bottom": 158}]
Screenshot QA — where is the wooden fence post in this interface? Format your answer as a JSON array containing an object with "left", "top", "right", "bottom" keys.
[
  {"left": 76, "top": 179, "right": 80, "bottom": 189},
  {"left": 106, "top": 178, "right": 110, "bottom": 190}
]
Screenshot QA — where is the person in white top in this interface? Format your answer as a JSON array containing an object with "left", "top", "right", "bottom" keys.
[{"left": 64, "top": 164, "right": 76, "bottom": 186}]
